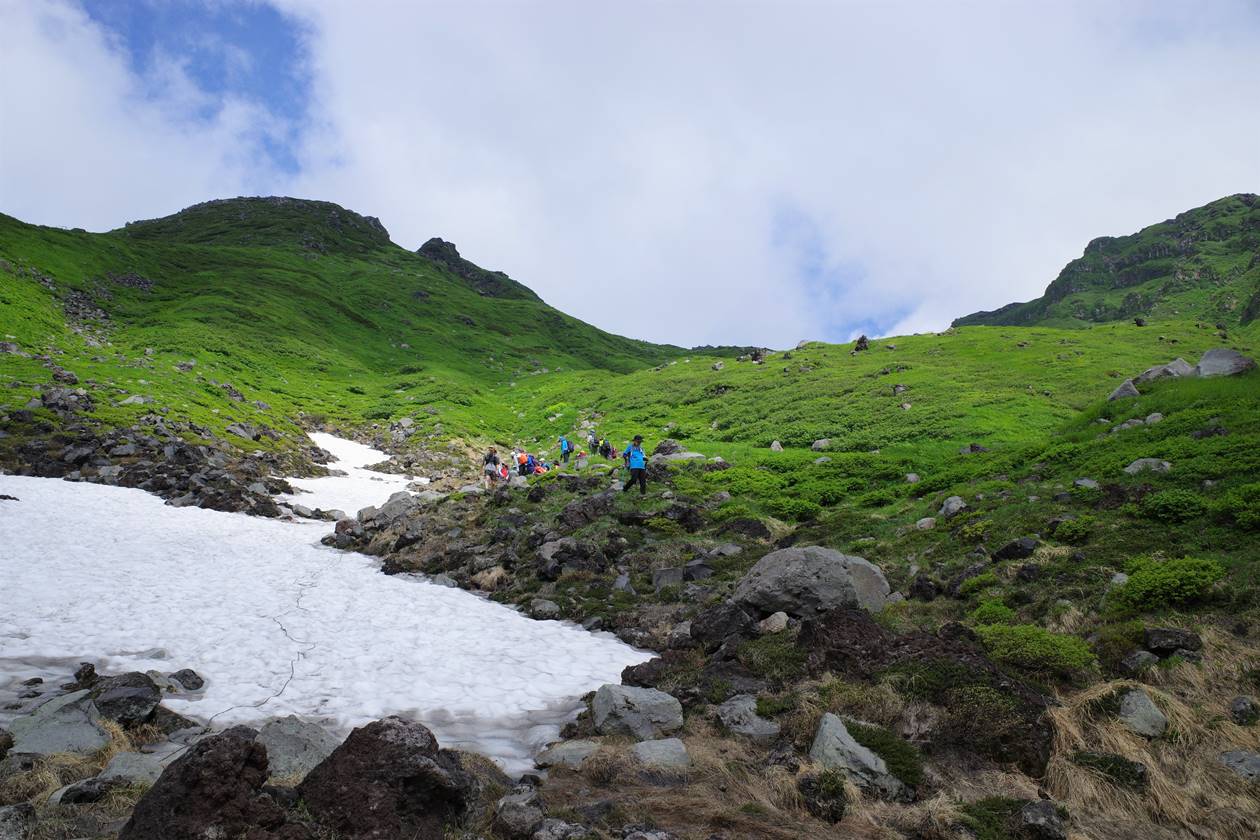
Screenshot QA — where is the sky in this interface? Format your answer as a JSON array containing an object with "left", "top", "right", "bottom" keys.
[{"left": 2, "top": 1, "right": 1259, "bottom": 348}]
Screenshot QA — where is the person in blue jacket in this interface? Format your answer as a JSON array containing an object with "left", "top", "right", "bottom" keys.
[
  {"left": 558, "top": 435, "right": 571, "bottom": 464},
  {"left": 622, "top": 434, "right": 647, "bottom": 495}
]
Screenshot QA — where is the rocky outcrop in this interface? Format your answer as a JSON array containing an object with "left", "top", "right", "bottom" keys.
[
  {"left": 7, "top": 690, "right": 109, "bottom": 755},
  {"left": 809, "top": 714, "right": 908, "bottom": 800},
  {"left": 732, "top": 546, "right": 888, "bottom": 618},
  {"left": 119, "top": 727, "right": 310, "bottom": 840},
  {"left": 257, "top": 716, "right": 341, "bottom": 781},
  {"left": 297, "top": 716, "right": 476, "bottom": 839},
  {"left": 1194, "top": 348, "right": 1256, "bottom": 377}
]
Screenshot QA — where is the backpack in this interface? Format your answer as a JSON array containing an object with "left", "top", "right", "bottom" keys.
[{"left": 518, "top": 452, "right": 527, "bottom": 465}]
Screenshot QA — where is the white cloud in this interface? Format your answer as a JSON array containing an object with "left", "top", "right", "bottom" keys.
[
  {"left": 3, "top": 0, "right": 1259, "bottom": 347},
  {"left": 0, "top": 0, "right": 286, "bottom": 232}
]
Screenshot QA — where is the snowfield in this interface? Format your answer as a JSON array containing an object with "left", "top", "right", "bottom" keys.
[
  {"left": 0, "top": 438, "right": 652, "bottom": 774},
  {"left": 277, "top": 431, "right": 425, "bottom": 515}
]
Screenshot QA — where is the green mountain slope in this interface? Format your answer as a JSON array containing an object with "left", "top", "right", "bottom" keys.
[
  {"left": 0, "top": 197, "right": 682, "bottom": 444},
  {"left": 954, "top": 193, "right": 1260, "bottom": 328}
]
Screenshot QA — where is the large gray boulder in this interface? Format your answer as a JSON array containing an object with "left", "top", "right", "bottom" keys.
[
  {"left": 809, "top": 713, "right": 907, "bottom": 800},
  {"left": 1136, "top": 358, "right": 1194, "bottom": 382},
  {"left": 91, "top": 672, "right": 162, "bottom": 726},
  {"left": 8, "top": 690, "right": 109, "bottom": 755},
  {"left": 1118, "top": 689, "right": 1167, "bottom": 737},
  {"left": 97, "top": 750, "right": 179, "bottom": 785},
  {"left": 733, "top": 546, "right": 888, "bottom": 618},
  {"left": 257, "top": 716, "right": 341, "bottom": 781},
  {"left": 1194, "top": 348, "right": 1256, "bottom": 377},
  {"left": 716, "top": 695, "right": 780, "bottom": 743},
  {"left": 939, "top": 496, "right": 967, "bottom": 517},
  {"left": 494, "top": 784, "right": 545, "bottom": 838},
  {"left": 592, "top": 684, "right": 683, "bottom": 740}
]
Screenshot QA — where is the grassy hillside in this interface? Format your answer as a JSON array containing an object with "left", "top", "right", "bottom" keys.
[
  {"left": 954, "top": 193, "right": 1260, "bottom": 328},
  {"left": 0, "top": 197, "right": 683, "bottom": 449}
]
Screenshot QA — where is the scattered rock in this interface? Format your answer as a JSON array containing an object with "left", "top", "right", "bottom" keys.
[
  {"left": 905, "top": 473, "right": 920, "bottom": 484},
  {"left": 1124, "top": 458, "right": 1171, "bottom": 475},
  {"left": 797, "top": 771, "right": 847, "bottom": 822},
  {"left": 1108, "top": 379, "right": 1140, "bottom": 401},
  {"left": 1118, "top": 688, "right": 1167, "bottom": 737},
  {"left": 1229, "top": 696, "right": 1259, "bottom": 726},
  {"left": 1219, "top": 750, "right": 1260, "bottom": 782},
  {"left": 257, "top": 716, "right": 341, "bottom": 781},
  {"left": 1143, "top": 627, "right": 1201, "bottom": 655},
  {"left": 915, "top": 517, "right": 936, "bottom": 530},
  {"left": 715, "top": 695, "right": 780, "bottom": 742},
  {"left": 529, "top": 599, "right": 562, "bottom": 619},
  {"left": 592, "top": 685, "right": 684, "bottom": 740},
  {"left": 118, "top": 726, "right": 308, "bottom": 840},
  {"left": 994, "top": 537, "right": 1039, "bottom": 560},
  {"left": 809, "top": 713, "right": 907, "bottom": 800},
  {"left": 1135, "top": 358, "right": 1193, "bottom": 382},
  {"left": 1020, "top": 799, "right": 1068, "bottom": 840},
  {"left": 1118, "top": 650, "right": 1159, "bottom": 675},
  {"left": 1194, "top": 348, "right": 1256, "bottom": 377},
  {"left": 169, "top": 669, "right": 204, "bottom": 691},
  {"left": 298, "top": 716, "right": 475, "bottom": 840},
  {"left": 535, "top": 739, "right": 598, "bottom": 770},
  {"left": 0, "top": 804, "right": 36, "bottom": 840},
  {"left": 91, "top": 671, "right": 162, "bottom": 726},
  {"left": 939, "top": 495, "right": 967, "bottom": 517},
  {"left": 631, "top": 737, "right": 690, "bottom": 773},
  {"left": 98, "top": 750, "right": 175, "bottom": 785},
  {"left": 732, "top": 546, "right": 889, "bottom": 619},
  {"left": 494, "top": 783, "right": 546, "bottom": 838},
  {"left": 531, "top": 818, "right": 589, "bottom": 840},
  {"left": 757, "top": 611, "right": 789, "bottom": 634},
  {"left": 769, "top": 440, "right": 783, "bottom": 452},
  {"left": 7, "top": 689, "right": 109, "bottom": 755},
  {"left": 50, "top": 776, "right": 122, "bottom": 805},
  {"left": 811, "top": 439, "right": 831, "bottom": 451},
  {"left": 1073, "top": 478, "right": 1099, "bottom": 490}
]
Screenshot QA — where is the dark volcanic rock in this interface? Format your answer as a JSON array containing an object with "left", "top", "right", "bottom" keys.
[
  {"left": 690, "top": 601, "right": 756, "bottom": 651},
  {"left": 298, "top": 716, "right": 475, "bottom": 840},
  {"left": 1143, "top": 627, "right": 1202, "bottom": 655},
  {"left": 994, "top": 537, "right": 1039, "bottom": 560},
  {"left": 91, "top": 672, "right": 162, "bottom": 726},
  {"left": 119, "top": 727, "right": 310, "bottom": 840}
]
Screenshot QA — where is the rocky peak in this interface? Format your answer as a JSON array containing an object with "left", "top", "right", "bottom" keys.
[{"left": 416, "top": 237, "right": 541, "bottom": 301}]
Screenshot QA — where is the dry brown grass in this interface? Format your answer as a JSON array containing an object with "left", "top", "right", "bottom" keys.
[
  {"left": 778, "top": 674, "right": 907, "bottom": 749},
  {"left": 1045, "top": 626, "right": 1260, "bottom": 839}
]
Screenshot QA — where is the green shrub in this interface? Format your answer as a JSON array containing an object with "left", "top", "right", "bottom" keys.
[
  {"left": 975, "top": 623, "right": 1096, "bottom": 677},
  {"left": 755, "top": 693, "right": 799, "bottom": 718},
  {"left": 1092, "top": 620, "right": 1145, "bottom": 671},
  {"left": 958, "top": 519, "right": 991, "bottom": 544},
  {"left": 765, "top": 496, "right": 821, "bottom": 521},
  {"left": 737, "top": 632, "right": 807, "bottom": 682},
  {"left": 1139, "top": 489, "right": 1208, "bottom": 523},
  {"left": 883, "top": 659, "right": 987, "bottom": 703},
  {"left": 1071, "top": 751, "right": 1149, "bottom": 791},
  {"left": 969, "top": 599, "right": 1016, "bottom": 625},
  {"left": 1054, "top": 516, "right": 1094, "bottom": 545},
  {"left": 958, "top": 572, "right": 1000, "bottom": 597},
  {"left": 845, "top": 721, "right": 924, "bottom": 786},
  {"left": 1220, "top": 482, "right": 1260, "bottom": 530},
  {"left": 856, "top": 487, "right": 898, "bottom": 508},
  {"left": 959, "top": 797, "right": 1026, "bottom": 840},
  {"left": 1111, "top": 556, "right": 1224, "bottom": 613}
]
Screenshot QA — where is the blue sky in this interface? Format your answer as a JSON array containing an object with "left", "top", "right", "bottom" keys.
[
  {"left": 3, "top": 1, "right": 1259, "bottom": 348},
  {"left": 81, "top": 0, "right": 309, "bottom": 171}
]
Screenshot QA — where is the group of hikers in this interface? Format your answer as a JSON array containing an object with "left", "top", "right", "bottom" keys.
[{"left": 480, "top": 429, "right": 649, "bottom": 495}]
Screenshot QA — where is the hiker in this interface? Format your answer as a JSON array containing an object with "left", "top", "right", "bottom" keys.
[
  {"left": 517, "top": 449, "right": 530, "bottom": 477},
  {"left": 622, "top": 434, "right": 647, "bottom": 495},
  {"left": 558, "top": 435, "right": 572, "bottom": 464},
  {"left": 526, "top": 452, "right": 538, "bottom": 474},
  {"left": 587, "top": 429, "right": 597, "bottom": 451},
  {"left": 481, "top": 447, "right": 500, "bottom": 489},
  {"left": 598, "top": 438, "right": 613, "bottom": 459}
]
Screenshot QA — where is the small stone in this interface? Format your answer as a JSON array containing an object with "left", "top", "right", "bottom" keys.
[
  {"left": 495, "top": 783, "right": 545, "bottom": 838},
  {"left": 1124, "top": 458, "right": 1171, "bottom": 475},
  {"left": 939, "top": 495, "right": 967, "bottom": 517},
  {"left": 1118, "top": 650, "right": 1158, "bottom": 675},
  {"left": 1108, "top": 379, "right": 1140, "bottom": 400},
  {"left": 631, "top": 737, "right": 690, "bottom": 772},
  {"left": 1143, "top": 627, "right": 1201, "bottom": 655},
  {"left": 1118, "top": 688, "right": 1167, "bottom": 737},
  {"left": 1073, "top": 478, "right": 1098, "bottom": 490},
  {"left": 169, "top": 669, "right": 204, "bottom": 691},
  {"left": 757, "top": 612, "right": 789, "bottom": 634},
  {"left": 915, "top": 517, "right": 936, "bottom": 530},
  {"left": 905, "top": 473, "right": 920, "bottom": 484},
  {"left": 1229, "top": 696, "right": 1259, "bottom": 726},
  {"left": 715, "top": 695, "right": 780, "bottom": 743},
  {"left": 1020, "top": 799, "right": 1067, "bottom": 840},
  {"left": 536, "top": 739, "right": 598, "bottom": 770},
  {"left": 1219, "top": 750, "right": 1260, "bottom": 782},
  {"left": 529, "top": 599, "right": 561, "bottom": 620}
]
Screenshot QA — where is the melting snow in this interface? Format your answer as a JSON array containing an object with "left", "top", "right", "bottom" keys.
[
  {"left": 277, "top": 431, "right": 426, "bottom": 516},
  {"left": 0, "top": 437, "right": 652, "bottom": 774}
]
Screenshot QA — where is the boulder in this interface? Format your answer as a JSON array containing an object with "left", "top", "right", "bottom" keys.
[
  {"left": 257, "top": 716, "right": 341, "bottom": 781},
  {"left": 1195, "top": 348, "right": 1256, "bottom": 377},
  {"left": 1118, "top": 650, "right": 1159, "bottom": 675},
  {"left": 715, "top": 695, "right": 780, "bottom": 742},
  {"left": 757, "top": 611, "right": 789, "bottom": 634},
  {"left": 1124, "top": 458, "right": 1171, "bottom": 475},
  {"left": 915, "top": 517, "right": 936, "bottom": 530},
  {"left": 535, "top": 739, "right": 598, "bottom": 770},
  {"left": 298, "top": 716, "right": 475, "bottom": 840},
  {"left": 1135, "top": 357, "right": 1194, "bottom": 382},
  {"left": 91, "top": 671, "right": 162, "bottom": 726},
  {"left": 1219, "top": 750, "right": 1260, "bottom": 782},
  {"left": 1073, "top": 478, "right": 1099, "bottom": 490},
  {"left": 50, "top": 776, "right": 122, "bottom": 805},
  {"left": 653, "top": 439, "right": 684, "bottom": 457},
  {"left": 631, "top": 738, "right": 690, "bottom": 772},
  {"left": 690, "top": 601, "right": 756, "bottom": 650},
  {"left": 733, "top": 546, "right": 889, "bottom": 619},
  {"left": 1143, "top": 627, "right": 1201, "bottom": 655},
  {"left": 98, "top": 750, "right": 174, "bottom": 785},
  {"left": 994, "top": 537, "right": 1039, "bottom": 561},
  {"left": 1108, "top": 379, "right": 1140, "bottom": 400},
  {"left": 592, "top": 685, "right": 683, "bottom": 740},
  {"left": 529, "top": 599, "right": 561, "bottom": 620},
  {"left": 1118, "top": 689, "right": 1167, "bottom": 737},
  {"left": 169, "top": 669, "right": 204, "bottom": 691},
  {"left": 811, "top": 439, "right": 831, "bottom": 451},
  {"left": 769, "top": 440, "right": 783, "bottom": 452},
  {"left": 8, "top": 690, "right": 109, "bottom": 755},
  {"left": 939, "top": 495, "right": 967, "bottom": 517},
  {"left": 118, "top": 727, "right": 309, "bottom": 840},
  {"left": 809, "top": 713, "right": 907, "bottom": 800},
  {"left": 1020, "top": 799, "right": 1068, "bottom": 840},
  {"left": 905, "top": 473, "right": 920, "bottom": 484},
  {"left": 532, "top": 818, "right": 590, "bottom": 840},
  {"left": 1229, "top": 696, "right": 1259, "bottom": 726},
  {"left": 494, "top": 784, "right": 545, "bottom": 838}
]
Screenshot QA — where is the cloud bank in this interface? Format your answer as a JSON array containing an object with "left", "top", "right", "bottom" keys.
[{"left": 3, "top": 0, "right": 1259, "bottom": 347}]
